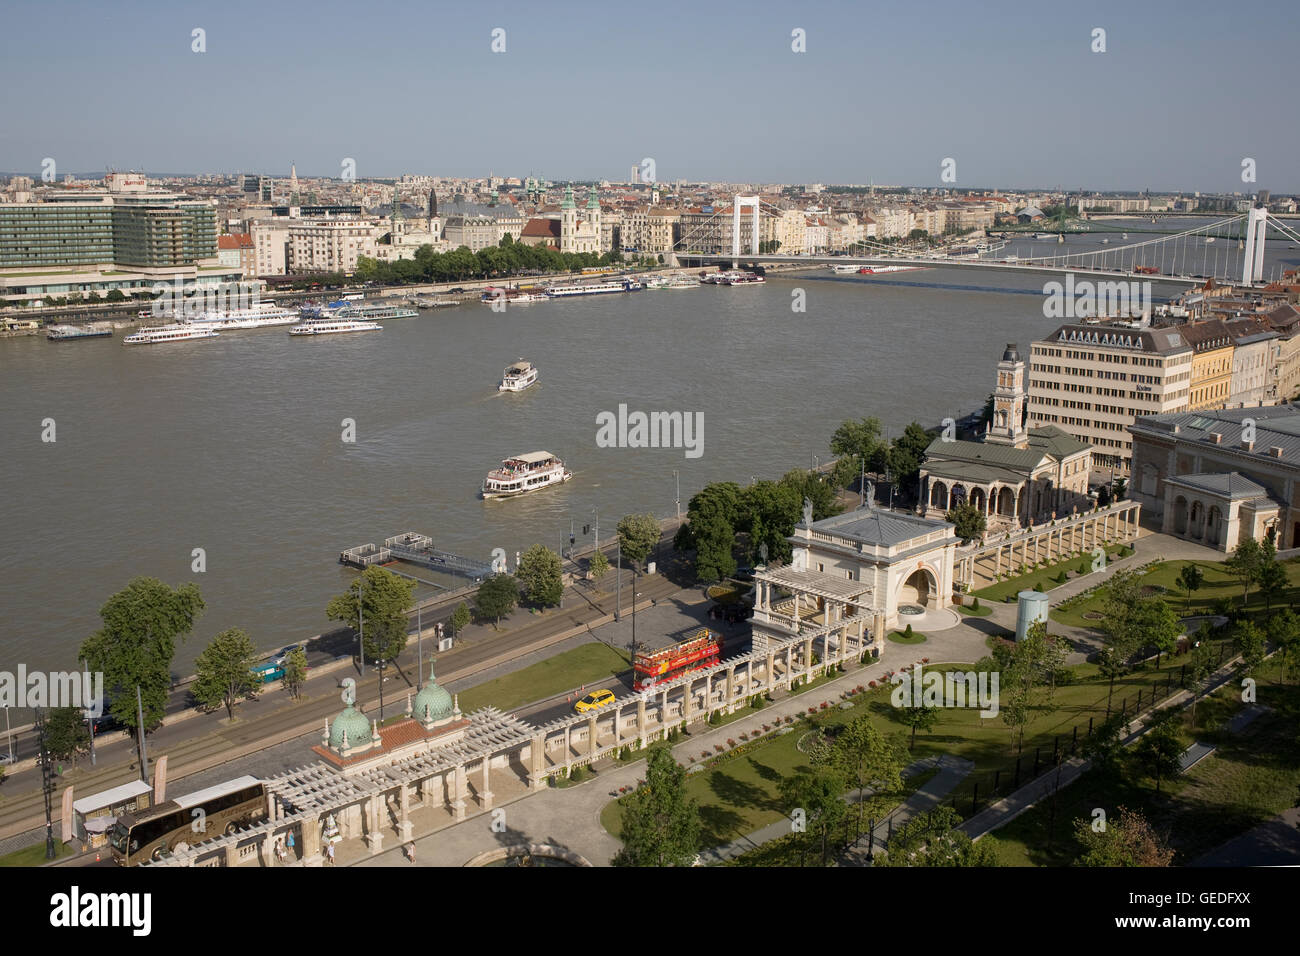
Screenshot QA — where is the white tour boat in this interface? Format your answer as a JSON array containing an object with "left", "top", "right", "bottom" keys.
[
  {"left": 123, "top": 324, "right": 221, "bottom": 345},
  {"left": 498, "top": 359, "right": 539, "bottom": 392},
  {"left": 183, "top": 305, "right": 302, "bottom": 330},
  {"left": 481, "top": 451, "right": 572, "bottom": 499},
  {"left": 288, "top": 318, "right": 382, "bottom": 336}
]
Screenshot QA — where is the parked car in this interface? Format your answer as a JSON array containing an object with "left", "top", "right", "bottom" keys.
[{"left": 271, "top": 644, "right": 303, "bottom": 667}]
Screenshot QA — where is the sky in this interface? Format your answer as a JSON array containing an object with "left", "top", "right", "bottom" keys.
[{"left": 1, "top": 0, "right": 1297, "bottom": 192}]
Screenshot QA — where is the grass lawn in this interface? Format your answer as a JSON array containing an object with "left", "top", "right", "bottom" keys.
[
  {"left": 956, "top": 603, "right": 993, "bottom": 617},
  {"left": 888, "top": 630, "right": 927, "bottom": 644},
  {"left": 990, "top": 660, "right": 1300, "bottom": 866},
  {"left": 601, "top": 650, "right": 1210, "bottom": 853},
  {"left": 0, "top": 839, "right": 75, "bottom": 867},
  {"left": 974, "top": 545, "right": 1131, "bottom": 604},
  {"left": 1050, "top": 556, "right": 1300, "bottom": 629},
  {"left": 455, "top": 642, "right": 631, "bottom": 714}
]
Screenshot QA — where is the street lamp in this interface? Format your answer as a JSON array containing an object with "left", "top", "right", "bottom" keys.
[
  {"left": 377, "top": 657, "right": 388, "bottom": 723},
  {"left": 357, "top": 573, "right": 367, "bottom": 678},
  {"left": 673, "top": 469, "right": 680, "bottom": 521}
]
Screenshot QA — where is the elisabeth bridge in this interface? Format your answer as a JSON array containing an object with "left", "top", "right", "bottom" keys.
[{"left": 673, "top": 195, "right": 1299, "bottom": 288}]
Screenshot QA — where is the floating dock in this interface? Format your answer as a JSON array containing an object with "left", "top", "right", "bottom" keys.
[{"left": 340, "top": 531, "right": 494, "bottom": 582}]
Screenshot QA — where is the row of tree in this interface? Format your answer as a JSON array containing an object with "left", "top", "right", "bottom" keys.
[{"left": 354, "top": 234, "right": 623, "bottom": 286}]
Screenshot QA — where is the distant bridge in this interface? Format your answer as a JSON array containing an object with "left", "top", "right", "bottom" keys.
[{"left": 675, "top": 197, "right": 1300, "bottom": 287}]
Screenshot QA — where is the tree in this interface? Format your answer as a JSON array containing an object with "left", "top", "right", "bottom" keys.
[
  {"left": 830, "top": 417, "right": 887, "bottom": 481},
  {"left": 80, "top": 577, "right": 205, "bottom": 771},
  {"left": 192, "top": 628, "right": 261, "bottom": 720},
  {"left": 779, "top": 768, "right": 848, "bottom": 866},
  {"left": 738, "top": 480, "right": 801, "bottom": 566},
  {"left": 877, "top": 806, "right": 1000, "bottom": 867},
  {"left": 613, "top": 747, "right": 701, "bottom": 866},
  {"left": 896, "top": 702, "right": 941, "bottom": 748},
  {"left": 1185, "top": 634, "right": 1216, "bottom": 728},
  {"left": 1257, "top": 539, "right": 1287, "bottom": 611},
  {"left": 106, "top": 289, "right": 126, "bottom": 302},
  {"left": 1232, "top": 619, "right": 1265, "bottom": 674},
  {"left": 830, "top": 716, "right": 907, "bottom": 833},
  {"left": 1225, "top": 536, "right": 1264, "bottom": 606},
  {"left": 1175, "top": 563, "right": 1204, "bottom": 613},
  {"left": 517, "top": 544, "right": 563, "bottom": 607},
  {"left": 1265, "top": 609, "right": 1300, "bottom": 683},
  {"left": 588, "top": 550, "right": 610, "bottom": 580},
  {"left": 44, "top": 707, "right": 91, "bottom": 767},
  {"left": 887, "top": 422, "right": 933, "bottom": 501},
  {"left": 1135, "top": 709, "right": 1184, "bottom": 795},
  {"left": 1073, "top": 806, "right": 1174, "bottom": 866},
  {"left": 778, "top": 468, "right": 841, "bottom": 523},
  {"left": 945, "top": 502, "right": 986, "bottom": 544},
  {"left": 437, "top": 606, "right": 466, "bottom": 646},
  {"left": 325, "top": 566, "right": 415, "bottom": 664},
  {"left": 678, "top": 482, "right": 742, "bottom": 583},
  {"left": 1081, "top": 713, "right": 1126, "bottom": 776},
  {"left": 281, "top": 647, "right": 308, "bottom": 700},
  {"left": 474, "top": 573, "right": 518, "bottom": 627},
  {"left": 616, "top": 513, "right": 660, "bottom": 568}
]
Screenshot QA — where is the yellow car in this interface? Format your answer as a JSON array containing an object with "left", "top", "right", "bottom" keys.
[{"left": 574, "top": 688, "right": 616, "bottom": 714}]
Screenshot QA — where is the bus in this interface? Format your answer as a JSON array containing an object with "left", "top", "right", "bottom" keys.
[{"left": 109, "top": 775, "right": 267, "bottom": 865}]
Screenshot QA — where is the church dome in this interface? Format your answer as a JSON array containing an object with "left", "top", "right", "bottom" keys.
[
  {"left": 329, "top": 704, "right": 371, "bottom": 750},
  {"left": 1002, "top": 343, "right": 1021, "bottom": 363},
  {"left": 412, "top": 664, "right": 453, "bottom": 725}
]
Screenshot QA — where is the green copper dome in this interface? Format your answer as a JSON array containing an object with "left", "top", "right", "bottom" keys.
[
  {"left": 412, "top": 663, "right": 453, "bottom": 724},
  {"left": 329, "top": 704, "right": 371, "bottom": 750}
]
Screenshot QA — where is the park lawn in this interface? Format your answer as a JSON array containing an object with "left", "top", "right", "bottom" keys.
[
  {"left": 974, "top": 544, "right": 1130, "bottom": 604},
  {"left": 888, "top": 630, "right": 927, "bottom": 644},
  {"left": 990, "top": 661, "right": 1299, "bottom": 866},
  {"left": 0, "top": 839, "right": 74, "bottom": 867},
  {"left": 956, "top": 603, "right": 993, "bottom": 617},
  {"left": 1050, "top": 556, "right": 1300, "bottom": 629},
  {"left": 602, "top": 653, "right": 1208, "bottom": 851},
  {"left": 454, "top": 642, "right": 631, "bottom": 714}
]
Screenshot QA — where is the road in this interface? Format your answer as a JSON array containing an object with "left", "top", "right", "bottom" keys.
[{"left": 0, "top": 538, "right": 693, "bottom": 843}]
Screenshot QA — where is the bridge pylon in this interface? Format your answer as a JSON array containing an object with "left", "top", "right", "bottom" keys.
[{"left": 732, "top": 195, "right": 760, "bottom": 268}]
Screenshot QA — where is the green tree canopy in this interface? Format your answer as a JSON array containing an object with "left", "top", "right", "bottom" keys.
[
  {"left": 192, "top": 627, "right": 261, "bottom": 720},
  {"left": 517, "top": 544, "right": 563, "bottom": 607},
  {"left": 616, "top": 513, "right": 661, "bottom": 568},
  {"left": 887, "top": 422, "right": 933, "bottom": 501},
  {"left": 613, "top": 747, "right": 701, "bottom": 867},
  {"left": 474, "top": 573, "right": 519, "bottom": 627},
  {"left": 878, "top": 806, "right": 1000, "bottom": 867},
  {"left": 450, "top": 602, "right": 472, "bottom": 636},
  {"left": 945, "top": 502, "right": 986, "bottom": 544},
  {"left": 1073, "top": 806, "right": 1174, "bottom": 866},
  {"left": 44, "top": 707, "right": 91, "bottom": 766},
  {"left": 282, "top": 647, "right": 308, "bottom": 701},
  {"left": 325, "top": 566, "right": 416, "bottom": 663},
  {"left": 79, "top": 577, "right": 205, "bottom": 769}
]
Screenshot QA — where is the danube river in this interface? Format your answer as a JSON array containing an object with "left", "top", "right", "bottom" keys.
[{"left": 2, "top": 226, "right": 1296, "bottom": 676}]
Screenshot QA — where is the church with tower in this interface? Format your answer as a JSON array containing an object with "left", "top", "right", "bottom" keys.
[
  {"left": 918, "top": 344, "right": 1094, "bottom": 533},
  {"left": 560, "top": 184, "right": 602, "bottom": 254}
]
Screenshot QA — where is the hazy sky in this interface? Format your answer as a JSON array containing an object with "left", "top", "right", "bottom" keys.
[{"left": 2, "top": 0, "right": 1296, "bottom": 191}]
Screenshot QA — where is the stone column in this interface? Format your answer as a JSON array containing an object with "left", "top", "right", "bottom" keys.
[
  {"left": 399, "top": 783, "right": 413, "bottom": 841},
  {"left": 660, "top": 688, "right": 670, "bottom": 731},
  {"left": 365, "top": 794, "right": 384, "bottom": 855},
  {"left": 636, "top": 697, "right": 647, "bottom": 748},
  {"left": 302, "top": 814, "right": 321, "bottom": 867},
  {"left": 530, "top": 732, "right": 545, "bottom": 788},
  {"left": 452, "top": 765, "right": 467, "bottom": 821},
  {"left": 803, "top": 636, "right": 814, "bottom": 677},
  {"left": 613, "top": 704, "right": 623, "bottom": 745},
  {"left": 765, "top": 650, "right": 775, "bottom": 694},
  {"left": 587, "top": 713, "right": 598, "bottom": 759},
  {"left": 725, "top": 665, "right": 735, "bottom": 712},
  {"left": 480, "top": 758, "right": 493, "bottom": 811},
  {"left": 261, "top": 832, "right": 275, "bottom": 867}
]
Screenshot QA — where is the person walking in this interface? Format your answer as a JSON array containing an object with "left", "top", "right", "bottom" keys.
[
  {"left": 326, "top": 842, "right": 335, "bottom": 866},
  {"left": 274, "top": 839, "right": 285, "bottom": 863},
  {"left": 405, "top": 840, "right": 416, "bottom": 863},
  {"left": 286, "top": 829, "right": 295, "bottom": 858}
]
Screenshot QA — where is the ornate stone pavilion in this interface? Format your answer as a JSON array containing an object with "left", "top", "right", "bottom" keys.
[
  {"left": 920, "top": 344, "right": 1093, "bottom": 531},
  {"left": 752, "top": 499, "right": 958, "bottom": 651},
  {"left": 1160, "top": 472, "right": 1280, "bottom": 552}
]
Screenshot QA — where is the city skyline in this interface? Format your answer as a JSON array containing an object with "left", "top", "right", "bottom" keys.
[{"left": 2, "top": 0, "right": 1298, "bottom": 190}]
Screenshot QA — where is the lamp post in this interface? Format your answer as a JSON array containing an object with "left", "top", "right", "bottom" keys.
[
  {"left": 377, "top": 657, "right": 388, "bottom": 723},
  {"left": 673, "top": 469, "right": 680, "bottom": 521},
  {"left": 357, "top": 574, "right": 366, "bottom": 678},
  {"left": 615, "top": 542, "right": 622, "bottom": 621},
  {"left": 416, "top": 603, "right": 422, "bottom": 692}
]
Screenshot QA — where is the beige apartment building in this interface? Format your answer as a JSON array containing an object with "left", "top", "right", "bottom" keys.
[{"left": 1028, "top": 324, "right": 1193, "bottom": 477}]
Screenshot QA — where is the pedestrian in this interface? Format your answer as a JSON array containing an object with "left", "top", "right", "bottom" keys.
[
  {"left": 326, "top": 842, "right": 335, "bottom": 866},
  {"left": 405, "top": 840, "right": 416, "bottom": 863},
  {"left": 286, "top": 829, "right": 295, "bottom": 856},
  {"left": 274, "top": 838, "right": 285, "bottom": 863}
]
